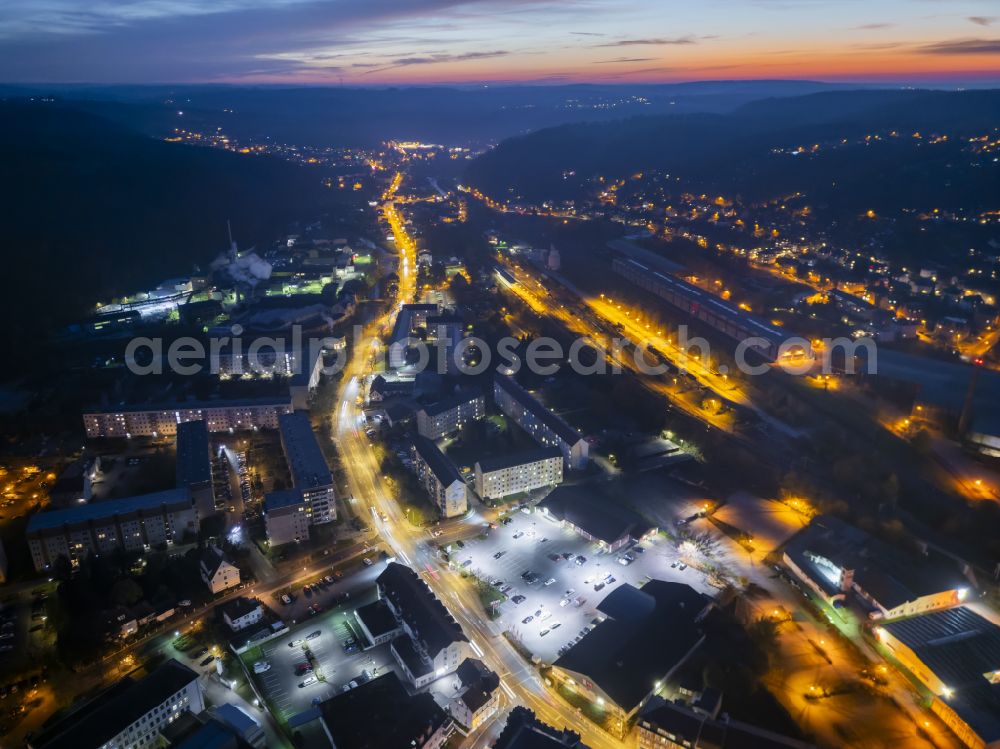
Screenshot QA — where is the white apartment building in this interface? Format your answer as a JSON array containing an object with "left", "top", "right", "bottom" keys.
[
  {"left": 474, "top": 447, "right": 563, "bottom": 501},
  {"left": 83, "top": 398, "right": 293, "bottom": 438}
]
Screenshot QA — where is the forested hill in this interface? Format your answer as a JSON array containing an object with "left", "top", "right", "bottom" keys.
[
  {"left": 464, "top": 88, "right": 1000, "bottom": 203},
  {"left": 0, "top": 100, "right": 324, "bottom": 366}
]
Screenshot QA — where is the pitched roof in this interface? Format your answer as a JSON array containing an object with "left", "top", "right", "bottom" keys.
[
  {"left": 494, "top": 375, "right": 583, "bottom": 446},
  {"left": 176, "top": 419, "right": 212, "bottom": 487},
  {"left": 278, "top": 411, "right": 333, "bottom": 489},
  {"left": 476, "top": 446, "right": 563, "bottom": 474},
  {"left": 554, "top": 581, "right": 708, "bottom": 712},
  {"left": 221, "top": 597, "right": 260, "bottom": 622},
  {"left": 493, "top": 707, "right": 586, "bottom": 749},
  {"left": 411, "top": 435, "right": 463, "bottom": 487},
  {"left": 455, "top": 658, "right": 500, "bottom": 714},
  {"left": 26, "top": 487, "right": 192, "bottom": 534},
  {"left": 32, "top": 659, "right": 199, "bottom": 749},
  {"left": 377, "top": 563, "right": 467, "bottom": 659},
  {"left": 420, "top": 389, "right": 482, "bottom": 418},
  {"left": 199, "top": 545, "right": 231, "bottom": 579}
]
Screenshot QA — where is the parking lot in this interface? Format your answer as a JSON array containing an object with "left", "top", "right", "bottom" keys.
[
  {"left": 246, "top": 588, "right": 398, "bottom": 723},
  {"left": 451, "top": 506, "right": 714, "bottom": 662}
]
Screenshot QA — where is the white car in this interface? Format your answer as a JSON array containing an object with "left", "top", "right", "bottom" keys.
[
  {"left": 299, "top": 675, "right": 318, "bottom": 688},
  {"left": 253, "top": 661, "right": 271, "bottom": 674},
  {"left": 281, "top": 594, "right": 292, "bottom": 605},
  {"left": 543, "top": 578, "right": 556, "bottom": 586}
]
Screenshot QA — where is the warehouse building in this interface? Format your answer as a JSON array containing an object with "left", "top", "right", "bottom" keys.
[
  {"left": 876, "top": 606, "right": 1000, "bottom": 749},
  {"left": 782, "top": 515, "right": 969, "bottom": 621}
]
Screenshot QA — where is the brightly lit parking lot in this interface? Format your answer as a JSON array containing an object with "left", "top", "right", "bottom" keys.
[
  {"left": 452, "top": 507, "right": 714, "bottom": 662},
  {"left": 245, "top": 589, "right": 398, "bottom": 723}
]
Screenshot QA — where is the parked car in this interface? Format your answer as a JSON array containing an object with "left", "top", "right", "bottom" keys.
[
  {"left": 281, "top": 594, "right": 292, "bottom": 605},
  {"left": 299, "top": 675, "right": 318, "bottom": 688},
  {"left": 253, "top": 661, "right": 271, "bottom": 674},
  {"left": 199, "top": 655, "right": 215, "bottom": 667}
]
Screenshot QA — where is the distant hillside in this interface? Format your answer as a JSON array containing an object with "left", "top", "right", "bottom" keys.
[
  {"left": 2, "top": 81, "right": 857, "bottom": 148},
  {"left": 0, "top": 101, "right": 324, "bottom": 374},
  {"left": 465, "top": 88, "right": 1000, "bottom": 203}
]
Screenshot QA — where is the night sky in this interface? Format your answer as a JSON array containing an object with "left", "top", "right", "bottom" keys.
[{"left": 0, "top": 0, "right": 998, "bottom": 84}]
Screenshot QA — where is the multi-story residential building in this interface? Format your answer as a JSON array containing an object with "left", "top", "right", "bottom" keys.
[
  {"left": 199, "top": 545, "right": 241, "bottom": 594},
  {"left": 782, "top": 515, "right": 969, "bottom": 621},
  {"left": 493, "top": 375, "right": 589, "bottom": 469},
  {"left": 27, "top": 659, "right": 204, "bottom": 749},
  {"left": 377, "top": 563, "right": 471, "bottom": 688},
  {"left": 263, "top": 411, "right": 337, "bottom": 545},
  {"left": 388, "top": 303, "right": 440, "bottom": 369},
  {"left": 83, "top": 397, "right": 293, "bottom": 438},
  {"left": 416, "top": 390, "right": 484, "bottom": 440},
  {"left": 221, "top": 597, "right": 264, "bottom": 632},
  {"left": 474, "top": 446, "right": 563, "bottom": 501},
  {"left": 175, "top": 419, "right": 215, "bottom": 517},
  {"left": 26, "top": 488, "right": 198, "bottom": 572},
  {"left": 876, "top": 606, "right": 1000, "bottom": 749},
  {"left": 447, "top": 658, "right": 501, "bottom": 735},
  {"left": 410, "top": 435, "right": 468, "bottom": 518},
  {"left": 318, "top": 671, "right": 453, "bottom": 749}
]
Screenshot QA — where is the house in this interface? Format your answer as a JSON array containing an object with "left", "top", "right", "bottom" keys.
[
  {"left": 493, "top": 707, "right": 587, "bottom": 749},
  {"left": 199, "top": 545, "right": 241, "bottom": 594},
  {"left": 447, "top": 658, "right": 501, "bottom": 734},
  {"left": 221, "top": 597, "right": 264, "bottom": 632}
]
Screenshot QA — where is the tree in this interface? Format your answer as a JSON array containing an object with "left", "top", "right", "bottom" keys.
[{"left": 110, "top": 578, "right": 143, "bottom": 607}]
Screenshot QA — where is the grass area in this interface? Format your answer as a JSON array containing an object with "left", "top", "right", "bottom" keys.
[
  {"left": 473, "top": 578, "right": 506, "bottom": 619},
  {"left": 545, "top": 668, "right": 623, "bottom": 737}
]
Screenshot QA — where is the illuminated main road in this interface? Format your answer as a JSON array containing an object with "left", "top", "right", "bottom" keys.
[{"left": 332, "top": 176, "right": 627, "bottom": 748}]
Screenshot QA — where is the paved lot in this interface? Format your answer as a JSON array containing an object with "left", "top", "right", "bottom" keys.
[
  {"left": 452, "top": 504, "right": 713, "bottom": 662},
  {"left": 248, "top": 588, "right": 398, "bottom": 722}
]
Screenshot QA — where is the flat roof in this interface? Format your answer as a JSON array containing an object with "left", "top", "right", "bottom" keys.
[
  {"left": 278, "top": 411, "right": 333, "bottom": 489},
  {"left": 784, "top": 515, "right": 965, "bottom": 609},
  {"left": 884, "top": 606, "right": 1000, "bottom": 742},
  {"left": 263, "top": 487, "right": 304, "bottom": 512},
  {"left": 355, "top": 599, "right": 399, "bottom": 638},
  {"left": 615, "top": 256, "right": 786, "bottom": 345},
  {"left": 553, "top": 580, "right": 708, "bottom": 712},
  {"left": 176, "top": 419, "right": 211, "bottom": 487},
  {"left": 538, "top": 485, "right": 652, "bottom": 547},
  {"left": 26, "top": 487, "right": 192, "bottom": 534},
  {"left": 476, "top": 446, "right": 563, "bottom": 474},
  {"left": 494, "top": 375, "right": 582, "bottom": 446}
]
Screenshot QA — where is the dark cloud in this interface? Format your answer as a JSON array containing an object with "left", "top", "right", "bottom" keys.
[
  {"left": 853, "top": 23, "right": 893, "bottom": 30},
  {"left": 593, "top": 57, "right": 656, "bottom": 64},
  {"left": 361, "top": 49, "right": 510, "bottom": 74},
  {"left": 569, "top": 31, "right": 604, "bottom": 37},
  {"left": 968, "top": 16, "right": 996, "bottom": 27},
  {"left": 920, "top": 38, "right": 1000, "bottom": 54},
  {"left": 595, "top": 36, "right": 695, "bottom": 47}
]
